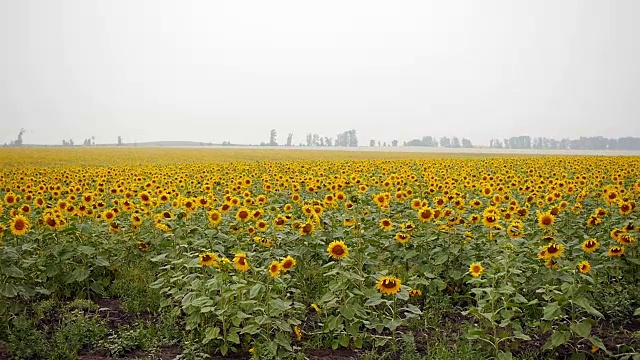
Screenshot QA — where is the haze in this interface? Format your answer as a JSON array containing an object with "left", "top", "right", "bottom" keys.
[{"left": 1, "top": 0, "right": 639, "bottom": 146}]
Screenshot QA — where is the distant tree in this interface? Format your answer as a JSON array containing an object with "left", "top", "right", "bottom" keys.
[
  {"left": 461, "top": 138, "right": 473, "bottom": 148},
  {"left": 451, "top": 137, "right": 461, "bottom": 148},
  {"left": 306, "top": 134, "right": 313, "bottom": 147},
  {"left": 370, "top": 139, "right": 376, "bottom": 147},
  {"left": 269, "top": 129, "right": 277, "bottom": 146},
  {"left": 117, "top": 136, "right": 123, "bottom": 146},
  {"left": 378, "top": 141, "right": 381, "bottom": 147},
  {"left": 286, "top": 133, "right": 293, "bottom": 146},
  {"left": 392, "top": 140, "right": 398, "bottom": 146},
  {"left": 325, "top": 137, "right": 333, "bottom": 147},
  {"left": 439, "top": 137, "right": 451, "bottom": 148}
]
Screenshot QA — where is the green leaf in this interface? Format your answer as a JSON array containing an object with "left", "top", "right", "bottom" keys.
[
  {"left": 543, "top": 302, "right": 562, "bottom": 320},
  {"left": 543, "top": 330, "right": 570, "bottom": 350},
  {"left": 364, "top": 296, "right": 385, "bottom": 306},
  {"left": 589, "top": 336, "right": 608, "bottom": 353},
  {"left": 203, "top": 327, "right": 220, "bottom": 344},
  {"left": 241, "top": 324, "right": 261, "bottom": 335},
  {"left": 0, "top": 283, "right": 19, "bottom": 298},
  {"left": 634, "top": 308, "right": 640, "bottom": 316},
  {"left": 339, "top": 334, "right": 349, "bottom": 347},
  {"left": 249, "top": 283, "right": 264, "bottom": 299},
  {"left": 339, "top": 305, "right": 355, "bottom": 320},
  {"left": 433, "top": 253, "right": 448, "bottom": 265},
  {"left": 92, "top": 256, "right": 110, "bottom": 267},
  {"left": 570, "top": 320, "right": 592, "bottom": 338},
  {"left": 227, "top": 328, "right": 240, "bottom": 344},
  {"left": 2, "top": 265, "right": 24, "bottom": 278},
  {"left": 496, "top": 351, "right": 513, "bottom": 360},
  {"left": 573, "top": 297, "right": 603, "bottom": 319},
  {"left": 513, "top": 331, "right": 531, "bottom": 341}
]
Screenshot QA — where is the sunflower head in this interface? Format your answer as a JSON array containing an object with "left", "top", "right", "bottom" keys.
[
  {"left": 376, "top": 276, "right": 402, "bottom": 295},
  {"left": 327, "top": 241, "right": 349, "bottom": 259},
  {"left": 233, "top": 253, "right": 250, "bottom": 272},
  {"left": 10, "top": 215, "right": 30, "bottom": 236},
  {"left": 577, "top": 261, "right": 591, "bottom": 274},
  {"left": 469, "top": 263, "right": 484, "bottom": 277},
  {"left": 280, "top": 256, "right": 296, "bottom": 272},
  {"left": 608, "top": 246, "right": 625, "bottom": 257},
  {"left": 198, "top": 252, "right": 220, "bottom": 267},
  {"left": 268, "top": 261, "right": 282, "bottom": 278}
]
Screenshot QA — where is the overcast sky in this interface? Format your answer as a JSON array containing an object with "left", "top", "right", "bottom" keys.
[{"left": 1, "top": 0, "right": 639, "bottom": 146}]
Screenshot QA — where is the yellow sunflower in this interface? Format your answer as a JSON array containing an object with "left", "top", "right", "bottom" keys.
[
  {"left": 233, "top": 253, "right": 250, "bottom": 272},
  {"left": 469, "top": 263, "right": 484, "bottom": 277},
  {"left": 537, "top": 211, "right": 555, "bottom": 228},
  {"left": 543, "top": 243, "right": 564, "bottom": 259},
  {"left": 327, "top": 241, "right": 349, "bottom": 259},
  {"left": 198, "top": 252, "right": 220, "bottom": 267},
  {"left": 268, "top": 261, "right": 282, "bottom": 278},
  {"left": 577, "top": 261, "right": 591, "bottom": 274},
  {"left": 379, "top": 218, "right": 393, "bottom": 231},
  {"left": 10, "top": 215, "right": 30, "bottom": 236},
  {"left": 376, "top": 276, "right": 402, "bottom": 295},
  {"left": 608, "top": 246, "right": 624, "bottom": 257},
  {"left": 280, "top": 256, "right": 296, "bottom": 272},
  {"left": 395, "top": 232, "right": 410, "bottom": 244}
]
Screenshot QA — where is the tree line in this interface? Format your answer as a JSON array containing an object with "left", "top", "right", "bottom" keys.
[
  {"left": 404, "top": 136, "right": 473, "bottom": 148},
  {"left": 261, "top": 129, "right": 359, "bottom": 147},
  {"left": 489, "top": 136, "right": 640, "bottom": 150}
]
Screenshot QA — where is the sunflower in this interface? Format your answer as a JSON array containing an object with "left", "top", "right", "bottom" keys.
[
  {"left": 537, "top": 211, "right": 555, "bottom": 228},
  {"left": 207, "top": 210, "right": 222, "bottom": 226},
  {"left": 294, "top": 325, "right": 302, "bottom": 341},
  {"left": 409, "top": 289, "right": 423, "bottom": 297},
  {"left": 235, "top": 207, "right": 251, "bottom": 222},
  {"left": 417, "top": 207, "right": 434, "bottom": 222},
  {"left": 102, "top": 209, "right": 116, "bottom": 222},
  {"left": 268, "top": 261, "right": 282, "bottom": 278},
  {"left": 401, "top": 222, "right": 415, "bottom": 231},
  {"left": 280, "top": 256, "right": 296, "bottom": 272},
  {"left": 299, "top": 222, "right": 314, "bottom": 236},
  {"left": 136, "top": 241, "right": 150, "bottom": 252},
  {"left": 469, "top": 263, "right": 484, "bottom": 277},
  {"left": 198, "top": 252, "right": 220, "bottom": 267},
  {"left": 376, "top": 276, "right": 402, "bottom": 295},
  {"left": 542, "top": 243, "right": 564, "bottom": 259},
  {"left": 256, "top": 220, "right": 268, "bottom": 232},
  {"left": 586, "top": 215, "right": 601, "bottom": 227},
  {"left": 577, "top": 261, "right": 591, "bottom": 274},
  {"left": 610, "top": 228, "right": 624, "bottom": 241},
  {"left": 507, "top": 221, "right": 524, "bottom": 238},
  {"left": 395, "top": 232, "right": 410, "bottom": 244},
  {"left": 343, "top": 218, "right": 356, "bottom": 227},
  {"left": 608, "top": 246, "right": 624, "bottom": 257},
  {"left": 233, "top": 253, "right": 250, "bottom": 272},
  {"left": 482, "top": 213, "right": 499, "bottom": 227},
  {"left": 3, "top": 193, "right": 17, "bottom": 206},
  {"left": 617, "top": 233, "right": 636, "bottom": 246},
  {"left": 327, "top": 241, "right": 349, "bottom": 259},
  {"left": 379, "top": 218, "right": 393, "bottom": 231},
  {"left": 10, "top": 215, "right": 29, "bottom": 235},
  {"left": 130, "top": 214, "right": 143, "bottom": 226}
]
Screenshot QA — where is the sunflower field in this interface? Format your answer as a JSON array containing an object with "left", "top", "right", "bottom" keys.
[{"left": 1, "top": 148, "right": 639, "bottom": 360}]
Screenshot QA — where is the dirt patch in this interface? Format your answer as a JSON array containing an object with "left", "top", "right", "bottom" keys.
[
  {"left": 77, "top": 346, "right": 182, "bottom": 360},
  {"left": 94, "top": 298, "right": 135, "bottom": 330},
  {"left": 0, "top": 342, "right": 12, "bottom": 360},
  {"left": 304, "top": 349, "right": 361, "bottom": 360}
]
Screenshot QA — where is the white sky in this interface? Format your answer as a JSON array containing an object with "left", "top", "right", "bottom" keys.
[{"left": 1, "top": 0, "right": 639, "bottom": 146}]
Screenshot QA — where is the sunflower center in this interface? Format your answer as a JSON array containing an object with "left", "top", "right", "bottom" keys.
[
  {"left": 238, "top": 257, "right": 246, "bottom": 266},
  {"left": 547, "top": 245, "right": 558, "bottom": 254},
  {"left": 202, "top": 255, "right": 212, "bottom": 262},
  {"left": 239, "top": 211, "right": 248, "bottom": 219},
  {"left": 14, "top": 220, "right": 26, "bottom": 230},
  {"left": 332, "top": 246, "right": 345, "bottom": 256},
  {"left": 382, "top": 279, "right": 397, "bottom": 289},
  {"left": 542, "top": 216, "right": 552, "bottom": 225},
  {"left": 283, "top": 260, "right": 293, "bottom": 269}
]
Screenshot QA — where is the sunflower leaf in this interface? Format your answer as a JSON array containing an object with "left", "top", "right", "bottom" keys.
[{"left": 573, "top": 297, "right": 603, "bottom": 319}]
